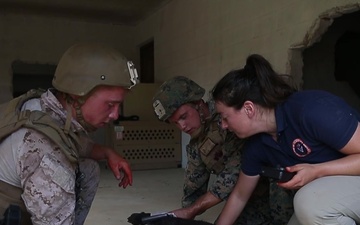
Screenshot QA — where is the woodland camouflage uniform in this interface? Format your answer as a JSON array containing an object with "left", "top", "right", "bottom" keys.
[{"left": 153, "top": 76, "right": 295, "bottom": 225}]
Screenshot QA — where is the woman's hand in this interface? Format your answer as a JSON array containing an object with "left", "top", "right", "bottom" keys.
[{"left": 277, "top": 163, "right": 318, "bottom": 189}]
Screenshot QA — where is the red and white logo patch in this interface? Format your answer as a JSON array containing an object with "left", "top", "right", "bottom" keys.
[{"left": 292, "top": 138, "right": 311, "bottom": 157}]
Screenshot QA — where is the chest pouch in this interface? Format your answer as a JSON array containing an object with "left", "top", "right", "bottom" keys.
[{"left": 198, "top": 121, "right": 226, "bottom": 174}]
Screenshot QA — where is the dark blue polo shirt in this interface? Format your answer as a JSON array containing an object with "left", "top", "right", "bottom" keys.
[{"left": 241, "top": 90, "right": 360, "bottom": 176}]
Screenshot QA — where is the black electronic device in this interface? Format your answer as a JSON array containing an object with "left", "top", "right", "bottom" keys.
[
  {"left": 260, "top": 166, "right": 295, "bottom": 182},
  {"left": 141, "top": 213, "right": 173, "bottom": 224},
  {"left": 127, "top": 212, "right": 214, "bottom": 225}
]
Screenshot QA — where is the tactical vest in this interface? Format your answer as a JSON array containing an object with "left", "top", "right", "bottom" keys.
[
  {"left": 0, "top": 89, "right": 81, "bottom": 163},
  {"left": 0, "top": 89, "right": 82, "bottom": 224},
  {"left": 197, "top": 117, "right": 227, "bottom": 174}
]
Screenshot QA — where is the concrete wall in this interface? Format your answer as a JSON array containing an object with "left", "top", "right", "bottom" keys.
[
  {"left": 133, "top": 0, "right": 360, "bottom": 167},
  {"left": 134, "top": 0, "right": 360, "bottom": 93},
  {"left": 0, "top": 13, "right": 137, "bottom": 103},
  {"left": 2, "top": 0, "right": 360, "bottom": 167}
]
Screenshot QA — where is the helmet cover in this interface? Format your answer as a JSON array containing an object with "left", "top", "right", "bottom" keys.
[{"left": 152, "top": 76, "right": 205, "bottom": 121}]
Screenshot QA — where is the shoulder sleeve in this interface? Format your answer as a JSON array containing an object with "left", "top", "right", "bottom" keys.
[
  {"left": 300, "top": 94, "right": 359, "bottom": 150},
  {"left": 241, "top": 137, "right": 266, "bottom": 176},
  {"left": 208, "top": 149, "right": 241, "bottom": 200},
  {"left": 18, "top": 129, "right": 76, "bottom": 224},
  {"left": 182, "top": 143, "right": 210, "bottom": 207}
]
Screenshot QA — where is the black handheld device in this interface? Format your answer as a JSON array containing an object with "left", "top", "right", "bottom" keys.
[
  {"left": 141, "top": 213, "right": 174, "bottom": 224},
  {"left": 260, "top": 166, "right": 295, "bottom": 182}
]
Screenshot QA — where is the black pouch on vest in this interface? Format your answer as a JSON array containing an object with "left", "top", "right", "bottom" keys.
[{"left": 0, "top": 204, "right": 21, "bottom": 225}]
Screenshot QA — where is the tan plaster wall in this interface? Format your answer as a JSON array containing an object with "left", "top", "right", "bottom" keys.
[
  {"left": 2, "top": 0, "right": 360, "bottom": 151},
  {"left": 0, "top": 13, "right": 136, "bottom": 103},
  {"left": 134, "top": 0, "right": 360, "bottom": 95},
  {"left": 2, "top": 1, "right": 360, "bottom": 102}
]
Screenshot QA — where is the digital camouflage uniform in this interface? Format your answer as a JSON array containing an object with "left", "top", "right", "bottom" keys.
[
  {"left": 0, "top": 43, "right": 138, "bottom": 225},
  {"left": 0, "top": 90, "right": 100, "bottom": 225}
]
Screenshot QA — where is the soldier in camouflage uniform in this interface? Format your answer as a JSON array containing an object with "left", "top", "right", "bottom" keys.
[
  {"left": 0, "top": 43, "right": 139, "bottom": 225},
  {"left": 152, "top": 76, "right": 294, "bottom": 225}
]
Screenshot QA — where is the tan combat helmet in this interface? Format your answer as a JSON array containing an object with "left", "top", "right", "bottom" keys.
[
  {"left": 52, "top": 43, "right": 139, "bottom": 132},
  {"left": 52, "top": 43, "right": 138, "bottom": 96},
  {"left": 152, "top": 76, "right": 205, "bottom": 122}
]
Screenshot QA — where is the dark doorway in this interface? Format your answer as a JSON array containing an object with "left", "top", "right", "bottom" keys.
[
  {"left": 12, "top": 61, "right": 56, "bottom": 97},
  {"left": 334, "top": 31, "right": 360, "bottom": 99},
  {"left": 301, "top": 10, "right": 360, "bottom": 111},
  {"left": 140, "top": 40, "right": 154, "bottom": 83}
]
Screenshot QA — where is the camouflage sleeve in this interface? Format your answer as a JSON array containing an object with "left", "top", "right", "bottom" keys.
[
  {"left": 208, "top": 135, "right": 242, "bottom": 201},
  {"left": 182, "top": 143, "right": 211, "bottom": 208},
  {"left": 208, "top": 150, "right": 241, "bottom": 200},
  {"left": 17, "top": 129, "right": 76, "bottom": 225}
]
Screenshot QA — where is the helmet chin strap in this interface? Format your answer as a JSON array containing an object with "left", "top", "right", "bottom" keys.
[
  {"left": 195, "top": 100, "right": 208, "bottom": 124},
  {"left": 190, "top": 101, "right": 208, "bottom": 138},
  {"left": 190, "top": 124, "right": 204, "bottom": 139},
  {"left": 65, "top": 95, "right": 97, "bottom": 133},
  {"left": 75, "top": 97, "right": 97, "bottom": 132}
]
